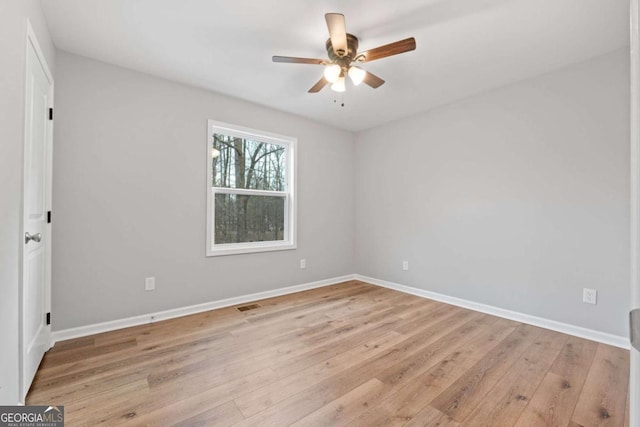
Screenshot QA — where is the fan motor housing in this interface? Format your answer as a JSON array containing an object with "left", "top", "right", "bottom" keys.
[{"left": 326, "top": 33, "right": 359, "bottom": 67}]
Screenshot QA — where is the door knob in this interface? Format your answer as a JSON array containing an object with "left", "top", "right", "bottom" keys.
[{"left": 25, "top": 232, "right": 42, "bottom": 244}]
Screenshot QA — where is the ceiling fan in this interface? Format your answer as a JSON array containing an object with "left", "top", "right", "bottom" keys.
[{"left": 273, "top": 13, "right": 416, "bottom": 93}]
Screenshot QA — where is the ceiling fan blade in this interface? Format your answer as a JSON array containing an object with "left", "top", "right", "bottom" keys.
[
  {"left": 362, "top": 71, "right": 385, "bottom": 88},
  {"left": 308, "top": 77, "right": 329, "bottom": 93},
  {"left": 358, "top": 37, "right": 416, "bottom": 63},
  {"left": 325, "top": 13, "right": 348, "bottom": 57},
  {"left": 273, "top": 56, "right": 327, "bottom": 65}
]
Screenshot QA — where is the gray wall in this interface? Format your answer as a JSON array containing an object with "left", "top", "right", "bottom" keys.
[
  {"left": 0, "top": 1, "right": 56, "bottom": 404},
  {"left": 52, "top": 48, "right": 631, "bottom": 338},
  {"left": 355, "top": 50, "right": 630, "bottom": 337},
  {"left": 52, "top": 52, "right": 355, "bottom": 330}
]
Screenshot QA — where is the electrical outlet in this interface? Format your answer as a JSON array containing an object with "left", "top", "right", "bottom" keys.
[
  {"left": 402, "top": 261, "right": 409, "bottom": 271},
  {"left": 583, "top": 288, "right": 597, "bottom": 304},
  {"left": 300, "top": 259, "right": 306, "bottom": 269},
  {"left": 145, "top": 277, "right": 155, "bottom": 291}
]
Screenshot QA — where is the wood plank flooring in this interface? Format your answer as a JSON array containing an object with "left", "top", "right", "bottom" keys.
[{"left": 27, "top": 281, "right": 630, "bottom": 426}]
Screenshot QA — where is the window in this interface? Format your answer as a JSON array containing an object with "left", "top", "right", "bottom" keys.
[{"left": 206, "top": 120, "right": 296, "bottom": 256}]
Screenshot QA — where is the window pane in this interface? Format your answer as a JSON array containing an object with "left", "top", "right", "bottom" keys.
[
  {"left": 214, "top": 193, "right": 285, "bottom": 244},
  {"left": 212, "top": 134, "right": 286, "bottom": 191}
]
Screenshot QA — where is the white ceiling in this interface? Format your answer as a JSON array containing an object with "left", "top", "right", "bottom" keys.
[{"left": 42, "top": 0, "right": 629, "bottom": 132}]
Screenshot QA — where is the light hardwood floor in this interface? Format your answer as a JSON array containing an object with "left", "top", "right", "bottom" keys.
[{"left": 27, "top": 281, "right": 630, "bottom": 426}]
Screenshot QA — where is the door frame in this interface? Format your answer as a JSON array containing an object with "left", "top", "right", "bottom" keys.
[
  {"left": 19, "top": 20, "right": 54, "bottom": 402},
  {"left": 630, "top": 0, "right": 640, "bottom": 425}
]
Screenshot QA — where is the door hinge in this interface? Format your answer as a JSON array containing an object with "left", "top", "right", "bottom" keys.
[
  {"left": 49, "top": 108, "right": 53, "bottom": 121},
  {"left": 46, "top": 312, "right": 51, "bottom": 326},
  {"left": 47, "top": 211, "right": 51, "bottom": 224}
]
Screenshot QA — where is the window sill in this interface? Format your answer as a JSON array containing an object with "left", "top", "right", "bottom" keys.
[{"left": 206, "top": 241, "right": 297, "bottom": 257}]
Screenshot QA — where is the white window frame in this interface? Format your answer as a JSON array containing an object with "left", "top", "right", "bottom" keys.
[{"left": 206, "top": 120, "right": 297, "bottom": 256}]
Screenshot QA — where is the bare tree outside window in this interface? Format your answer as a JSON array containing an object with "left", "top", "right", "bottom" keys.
[
  {"left": 212, "top": 134, "right": 287, "bottom": 244},
  {"left": 206, "top": 121, "right": 296, "bottom": 256}
]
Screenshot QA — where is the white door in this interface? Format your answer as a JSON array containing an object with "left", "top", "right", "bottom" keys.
[{"left": 21, "top": 24, "right": 53, "bottom": 400}]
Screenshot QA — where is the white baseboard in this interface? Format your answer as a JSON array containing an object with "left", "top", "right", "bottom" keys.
[
  {"left": 51, "top": 273, "right": 629, "bottom": 350},
  {"left": 52, "top": 274, "right": 357, "bottom": 343},
  {"left": 356, "top": 274, "right": 630, "bottom": 349}
]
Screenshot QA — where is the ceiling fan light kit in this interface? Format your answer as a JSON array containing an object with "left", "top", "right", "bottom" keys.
[
  {"left": 348, "top": 66, "right": 366, "bottom": 86},
  {"left": 324, "top": 64, "right": 341, "bottom": 83},
  {"left": 273, "top": 13, "right": 416, "bottom": 94},
  {"left": 331, "top": 76, "right": 346, "bottom": 92}
]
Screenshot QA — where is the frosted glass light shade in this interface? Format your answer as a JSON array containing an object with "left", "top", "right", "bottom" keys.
[
  {"left": 331, "top": 76, "right": 346, "bottom": 92},
  {"left": 323, "top": 64, "right": 341, "bottom": 83},
  {"left": 348, "top": 66, "right": 366, "bottom": 85}
]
